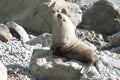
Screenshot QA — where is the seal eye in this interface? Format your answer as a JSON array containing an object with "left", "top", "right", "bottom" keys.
[
  {"left": 63, "top": 19, "right": 66, "bottom": 22},
  {"left": 61, "top": 9, "right": 67, "bottom": 15},
  {"left": 57, "top": 14, "right": 62, "bottom": 19}
]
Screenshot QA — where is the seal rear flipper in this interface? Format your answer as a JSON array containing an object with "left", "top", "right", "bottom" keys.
[
  {"left": 80, "top": 65, "right": 91, "bottom": 74},
  {"left": 94, "top": 61, "right": 100, "bottom": 74}
]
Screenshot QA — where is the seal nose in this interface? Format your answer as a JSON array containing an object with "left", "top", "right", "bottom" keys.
[{"left": 57, "top": 14, "right": 62, "bottom": 19}]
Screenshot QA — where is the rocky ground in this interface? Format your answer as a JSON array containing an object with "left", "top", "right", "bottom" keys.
[
  {"left": 0, "top": 0, "right": 120, "bottom": 80},
  {"left": 0, "top": 27, "right": 120, "bottom": 80},
  {"left": 0, "top": 36, "right": 35, "bottom": 80}
]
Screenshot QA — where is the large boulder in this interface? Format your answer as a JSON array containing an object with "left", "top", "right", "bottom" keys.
[
  {"left": 108, "top": 31, "right": 120, "bottom": 47},
  {"left": 6, "top": 21, "right": 30, "bottom": 42},
  {"left": 79, "top": 0, "right": 120, "bottom": 35},
  {"left": 30, "top": 47, "right": 101, "bottom": 80},
  {"left": 0, "top": 61, "right": 7, "bottom": 80},
  {"left": 111, "top": 47, "right": 120, "bottom": 54},
  {"left": 0, "top": 0, "right": 82, "bottom": 34}
]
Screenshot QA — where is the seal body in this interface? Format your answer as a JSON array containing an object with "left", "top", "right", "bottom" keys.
[
  {"left": 51, "top": 12, "right": 100, "bottom": 74},
  {"left": 53, "top": 39, "right": 100, "bottom": 74}
]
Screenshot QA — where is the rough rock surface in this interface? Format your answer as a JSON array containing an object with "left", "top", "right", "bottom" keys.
[
  {"left": 111, "top": 47, "right": 120, "bottom": 54},
  {"left": 108, "top": 31, "right": 120, "bottom": 47},
  {"left": 79, "top": 0, "right": 120, "bottom": 35},
  {"left": 0, "top": 28, "right": 120, "bottom": 80},
  {"left": 0, "top": 61, "right": 7, "bottom": 80},
  {"left": 6, "top": 21, "right": 30, "bottom": 42},
  {"left": 0, "top": 0, "right": 82, "bottom": 34},
  {"left": 75, "top": 29, "right": 109, "bottom": 50},
  {"left": 0, "top": 24, "right": 13, "bottom": 42},
  {"left": 30, "top": 47, "right": 100, "bottom": 80},
  {"left": 98, "top": 51, "right": 120, "bottom": 80},
  {"left": 26, "top": 33, "right": 52, "bottom": 47},
  {"left": 0, "top": 0, "right": 120, "bottom": 80},
  {"left": 0, "top": 40, "right": 35, "bottom": 80},
  {"left": 29, "top": 30, "right": 120, "bottom": 80}
]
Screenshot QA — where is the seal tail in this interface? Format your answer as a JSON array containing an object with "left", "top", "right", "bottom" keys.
[{"left": 94, "top": 61, "right": 100, "bottom": 74}]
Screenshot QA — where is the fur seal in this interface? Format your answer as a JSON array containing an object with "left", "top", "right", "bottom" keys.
[{"left": 51, "top": 12, "right": 100, "bottom": 74}]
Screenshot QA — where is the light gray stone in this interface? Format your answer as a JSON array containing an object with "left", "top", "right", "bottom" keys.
[
  {"left": 0, "top": 24, "right": 13, "bottom": 42},
  {"left": 111, "top": 47, "right": 120, "bottom": 53},
  {"left": 26, "top": 33, "right": 52, "bottom": 47},
  {"left": 0, "top": 61, "right": 7, "bottom": 80},
  {"left": 79, "top": 0, "right": 120, "bottom": 35},
  {"left": 30, "top": 47, "right": 100, "bottom": 80},
  {"left": 6, "top": 21, "right": 30, "bottom": 42},
  {"left": 100, "top": 55, "right": 120, "bottom": 69},
  {"left": 75, "top": 29, "right": 104, "bottom": 42},
  {"left": 108, "top": 31, "right": 120, "bottom": 47}
]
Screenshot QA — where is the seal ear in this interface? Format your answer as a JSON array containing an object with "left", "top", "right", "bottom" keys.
[
  {"left": 51, "top": 9, "right": 60, "bottom": 14},
  {"left": 50, "top": 2, "right": 56, "bottom": 9},
  {"left": 80, "top": 65, "right": 91, "bottom": 74}
]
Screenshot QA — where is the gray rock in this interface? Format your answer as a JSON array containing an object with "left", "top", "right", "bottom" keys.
[
  {"left": 0, "top": 40, "right": 33, "bottom": 67},
  {"left": 111, "top": 47, "right": 120, "bottom": 54},
  {"left": 98, "top": 51, "right": 120, "bottom": 80},
  {"left": 108, "top": 31, "right": 120, "bottom": 47},
  {"left": 75, "top": 29, "right": 109, "bottom": 50},
  {"left": 30, "top": 47, "right": 101, "bottom": 80},
  {"left": 6, "top": 21, "right": 30, "bottom": 42},
  {"left": 0, "top": 24, "right": 120, "bottom": 80},
  {"left": 26, "top": 33, "right": 52, "bottom": 47},
  {"left": 100, "top": 50, "right": 120, "bottom": 68},
  {"left": 0, "top": 39, "right": 35, "bottom": 80},
  {"left": 0, "top": 24, "right": 13, "bottom": 42},
  {"left": 79, "top": 0, "right": 120, "bottom": 35},
  {"left": 76, "top": 29, "right": 104, "bottom": 42},
  {"left": 0, "top": 0, "right": 82, "bottom": 34},
  {"left": 0, "top": 61, "right": 7, "bottom": 80}
]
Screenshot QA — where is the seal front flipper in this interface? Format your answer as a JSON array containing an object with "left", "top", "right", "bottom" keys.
[{"left": 94, "top": 61, "right": 100, "bottom": 74}]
